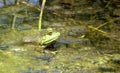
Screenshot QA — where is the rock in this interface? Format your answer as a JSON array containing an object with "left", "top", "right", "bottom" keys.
[
  {"left": 112, "top": 57, "right": 120, "bottom": 64},
  {"left": 35, "top": 54, "right": 53, "bottom": 62},
  {"left": 19, "top": 69, "right": 47, "bottom": 73},
  {"left": 50, "top": 69, "right": 62, "bottom": 73},
  {"left": 98, "top": 66, "right": 116, "bottom": 72}
]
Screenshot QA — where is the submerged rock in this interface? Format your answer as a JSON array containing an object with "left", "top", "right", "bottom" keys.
[
  {"left": 19, "top": 69, "right": 47, "bottom": 73},
  {"left": 35, "top": 54, "right": 53, "bottom": 62},
  {"left": 98, "top": 66, "right": 116, "bottom": 72},
  {"left": 112, "top": 57, "right": 120, "bottom": 64}
]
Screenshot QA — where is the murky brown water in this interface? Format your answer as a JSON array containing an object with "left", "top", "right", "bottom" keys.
[{"left": 0, "top": 0, "right": 120, "bottom": 73}]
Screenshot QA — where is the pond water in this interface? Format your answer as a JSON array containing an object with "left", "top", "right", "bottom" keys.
[{"left": 0, "top": 0, "right": 120, "bottom": 73}]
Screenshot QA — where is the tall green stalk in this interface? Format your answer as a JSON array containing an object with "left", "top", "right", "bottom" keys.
[
  {"left": 38, "top": 0, "right": 46, "bottom": 31},
  {"left": 3, "top": 0, "right": 6, "bottom": 5},
  {"left": 12, "top": 14, "right": 17, "bottom": 29}
]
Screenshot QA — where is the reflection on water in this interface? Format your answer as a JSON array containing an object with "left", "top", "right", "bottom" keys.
[
  {"left": 30, "top": 0, "right": 39, "bottom": 5},
  {"left": 0, "top": 0, "right": 15, "bottom": 7},
  {"left": 0, "top": 0, "right": 39, "bottom": 7},
  {"left": 0, "top": 1, "right": 4, "bottom": 7}
]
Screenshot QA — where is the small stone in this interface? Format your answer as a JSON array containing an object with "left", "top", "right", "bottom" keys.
[
  {"left": 98, "top": 66, "right": 116, "bottom": 72},
  {"left": 112, "top": 57, "right": 120, "bottom": 64}
]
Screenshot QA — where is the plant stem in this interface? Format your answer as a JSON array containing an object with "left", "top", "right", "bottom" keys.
[
  {"left": 12, "top": 14, "right": 17, "bottom": 29},
  {"left": 38, "top": 0, "right": 46, "bottom": 31}
]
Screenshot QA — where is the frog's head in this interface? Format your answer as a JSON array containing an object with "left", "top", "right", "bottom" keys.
[
  {"left": 39, "top": 28, "right": 60, "bottom": 46},
  {"left": 46, "top": 28, "right": 53, "bottom": 35}
]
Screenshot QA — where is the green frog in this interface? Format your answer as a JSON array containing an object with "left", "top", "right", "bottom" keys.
[{"left": 22, "top": 28, "right": 60, "bottom": 48}]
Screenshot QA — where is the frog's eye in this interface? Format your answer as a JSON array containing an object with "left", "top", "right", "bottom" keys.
[{"left": 47, "top": 28, "right": 53, "bottom": 34}]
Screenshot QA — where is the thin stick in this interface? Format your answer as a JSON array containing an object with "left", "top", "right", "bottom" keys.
[
  {"left": 21, "top": 1, "right": 41, "bottom": 11},
  {"left": 88, "top": 25, "right": 119, "bottom": 41},
  {"left": 12, "top": 14, "right": 17, "bottom": 29},
  {"left": 38, "top": 0, "right": 46, "bottom": 31},
  {"left": 3, "top": 0, "right": 6, "bottom": 5}
]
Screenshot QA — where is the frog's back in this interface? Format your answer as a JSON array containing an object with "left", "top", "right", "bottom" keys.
[
  {"left": 22, "top": 35, "right": 39, "bottom": 43},
  {"left": 22, "top": 30, "right": 46, "bottom": 43}
]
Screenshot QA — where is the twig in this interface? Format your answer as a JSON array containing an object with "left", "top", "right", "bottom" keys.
[
  {"left": 38, "top": 0, "right": 46, "bottom": 31},
  {"left": 12, "top": 14, "right": 17, "bottom": 29},
  {"left": 88, "top": 25, "right": 119, "bottom": 41},
  {"left": 20, "top": 1, "right": 41, "bottom": 11}
]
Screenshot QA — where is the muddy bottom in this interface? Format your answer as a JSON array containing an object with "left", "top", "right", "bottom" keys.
[
  {"left": 0, "top": 0, "right": 120, "bottom": 73},
  {"left": 0, "top": 29, "right": 119, "bottom": 73}
]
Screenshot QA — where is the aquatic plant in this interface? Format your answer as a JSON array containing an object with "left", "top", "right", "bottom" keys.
[
  {"left": 12, "top": 15, "right": 17, "bottom": 29},
  {"left": 38, "top": 0, "right": 46, "bottom": 31}
]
